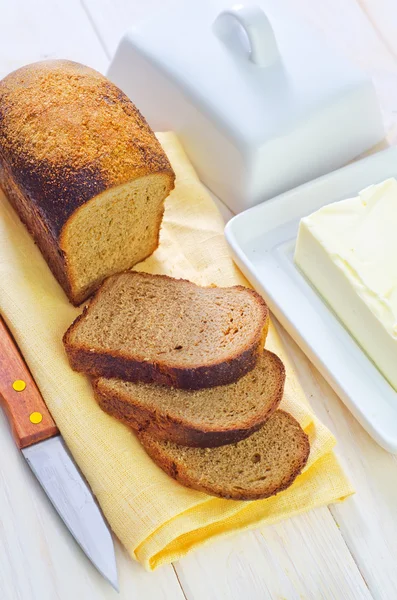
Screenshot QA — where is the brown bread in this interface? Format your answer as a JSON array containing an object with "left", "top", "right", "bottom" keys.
[
  {"left": 0, "top": 60, "right": 175, "bottom": 305},
  {"left": 93, "top": 349, "right": 285, "bottom": 447},
  {"left": 63, "top": 271, "right": 269, "bottom": 389},
  {"left": 138, "top": 410, "right": 310, "bottom": 500}
]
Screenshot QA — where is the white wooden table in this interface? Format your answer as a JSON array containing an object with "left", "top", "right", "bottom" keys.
[{"left": 1, "top": 1, "right": 397, "bottom": 599}]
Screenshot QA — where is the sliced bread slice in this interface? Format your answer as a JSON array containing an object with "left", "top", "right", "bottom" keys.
[
  {"left": 63, "top": 272, "right": 269, "bottom": 389},
  {"left": 138, "top": 410, "right": 310, "bottom": 500},
  {"left": 93, "top": 349, "right": 285, "bottom": 447}
]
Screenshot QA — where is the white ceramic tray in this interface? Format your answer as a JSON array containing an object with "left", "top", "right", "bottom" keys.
[{"left": 225, "top": 146, "right": 397, "bottom": 453}]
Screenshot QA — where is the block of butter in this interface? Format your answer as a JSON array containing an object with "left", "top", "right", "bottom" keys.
[{"left": 294, "top": 177, "right": 397, "bottom": 391}]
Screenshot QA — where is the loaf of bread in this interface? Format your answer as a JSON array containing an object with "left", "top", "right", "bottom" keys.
[
  {"left": 138, "top": 410, "right": 310, "bottom": 500},
  {"left": 0, "top": 60, "right": 175, "bottom": 305},
  {"left": 93, "top": 349, "right": 285, "bottom": 447},
  {"left": 63, "top": 272, "right": 269, "bottom": 389}
]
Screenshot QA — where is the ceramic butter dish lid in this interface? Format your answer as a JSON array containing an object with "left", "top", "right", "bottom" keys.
[{"left": 108, "top": 0, "right": 384, "bottom": 213}]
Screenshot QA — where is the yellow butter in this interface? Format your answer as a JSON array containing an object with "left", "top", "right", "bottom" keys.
[{"left": 295, "top": 177, "right": 397, "bottom": 391}]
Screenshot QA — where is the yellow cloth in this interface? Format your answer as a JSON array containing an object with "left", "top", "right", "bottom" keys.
[{"left": 0, "top": 132, "right": 353, "bottom": 570}]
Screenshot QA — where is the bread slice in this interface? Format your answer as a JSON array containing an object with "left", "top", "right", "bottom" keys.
[
  {"left": 138, "top": 410, "right": 310, "bottom": 500},
  {"left": 63, "top": 272, "right": 269, "bottom": 389},
  {"left": 93, "top": 350, "right": 285, "bottom": 447},
  {"left": 0, "top": 60, "right": 175, "bottom": 305}
]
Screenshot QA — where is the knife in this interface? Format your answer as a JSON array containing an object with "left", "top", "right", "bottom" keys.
[{"left": 0, "top": 316, "right": 119, "bottom": 591}]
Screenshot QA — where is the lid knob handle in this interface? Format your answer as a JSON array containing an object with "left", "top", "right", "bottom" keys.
[{"left": 213, "top": 4, "right": 279, "bottom": 67}]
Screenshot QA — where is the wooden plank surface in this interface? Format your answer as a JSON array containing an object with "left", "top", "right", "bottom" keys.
[
  {"left": 277, "top": 325, "right": 397, "bottom": 600},
  {"left": 0, "top": 0, "right": 108, "bottom": 77},
  {"left": 0, "top": 0, "right": 396, "bottom": 598},
  {"left": 175, "top": 508, "right": 372, "bottom": 600}
]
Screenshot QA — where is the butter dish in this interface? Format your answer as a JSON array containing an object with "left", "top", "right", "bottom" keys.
[
  {"left": 107, "top": 0, "right": 384, "bottom": 213},
  {"left": 225, "top": 147, "right": 397, "bottom": 453}
]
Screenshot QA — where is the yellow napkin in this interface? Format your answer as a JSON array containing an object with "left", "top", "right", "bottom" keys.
[{"left": 0, "top": 132, "right": 353, "bottom": 570}]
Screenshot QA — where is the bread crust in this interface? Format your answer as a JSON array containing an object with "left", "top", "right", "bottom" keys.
[
  {"left": 92, "top": 350, "right": 285, "bottom": 447},
  {"left": 0, "top": 159, "right": 74, "bottom": 298},
  {"left": 63, "top": 273, "right": 270, "bottom": 389},
  {"left": 0, "top": 60, "right": 175, "bottom": 305},
  {"left": 138, "top": 410, "right": 310, "bottom": 500}
]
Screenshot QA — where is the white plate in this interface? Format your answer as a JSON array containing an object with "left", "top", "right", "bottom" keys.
[{"left": 225, "top": 146, "right": 397, "bottom": 453}]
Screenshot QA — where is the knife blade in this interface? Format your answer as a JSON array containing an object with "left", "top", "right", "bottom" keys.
[{"left": 0, "top": 316, "right": 119, "bottom": 591}]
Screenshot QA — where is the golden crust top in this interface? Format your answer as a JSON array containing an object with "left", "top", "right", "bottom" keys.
[{"left": 0, "top": 60, "right": 174, "bottom": 236}]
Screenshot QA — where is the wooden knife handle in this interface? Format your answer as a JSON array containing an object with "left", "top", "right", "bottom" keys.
[{"left": 0, "top": 317, "right": 59, "bottom": 449}]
